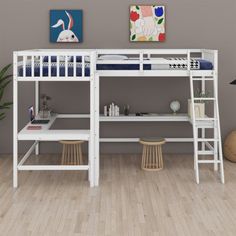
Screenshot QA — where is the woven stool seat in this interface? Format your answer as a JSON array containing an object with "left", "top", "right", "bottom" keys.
[
  {"left": 59, "top": 140, "right": 84, "bottom": 165},
  {"left": 139, "top": 137, "right": 166, "bottom": 171}
]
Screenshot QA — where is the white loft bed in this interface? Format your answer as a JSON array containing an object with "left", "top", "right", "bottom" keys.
[{"left": 13, "top": 49, "right": 224, "bottom": 188}]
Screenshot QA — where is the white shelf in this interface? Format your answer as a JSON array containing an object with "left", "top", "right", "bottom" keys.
[
  {"left": 100, "top": 113, "right": 190, "bottom": 122},
  {"left": 18, "top": 130, "right": 90, "bottom": 141},
  {"left": 18, "top": 114, "right": 90, "bottom": 141},
  {"left": 100, "top": 138, "right": 194, "bottom": 143},
  {"left": 18, "top": 114, "right": 58, "bottom": 134}
]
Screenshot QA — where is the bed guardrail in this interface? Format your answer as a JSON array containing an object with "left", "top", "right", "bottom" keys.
[
  {"left": 96, "top": 49, "right": 216, "bottom": 73},
  {"left": 13, "top": 50, "right": 96, "bottom": 81}
]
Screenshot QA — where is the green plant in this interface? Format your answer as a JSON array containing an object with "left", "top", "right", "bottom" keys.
[
  {"left": 194, "top": 88, "right": 211, "bottom": 104},
  {"left": 0, "top": 64, "right": 12, "bottom": 120}
]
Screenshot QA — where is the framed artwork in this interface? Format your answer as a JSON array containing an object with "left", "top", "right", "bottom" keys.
[
  {"left": 50, "top": 10, "right": 83, "bottom": 43},
  {"left": 130, "top": 5, "right": 165, "bottom": 42}
]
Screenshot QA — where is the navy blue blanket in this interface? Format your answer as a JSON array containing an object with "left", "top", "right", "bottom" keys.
[{"left": 18, "top": 59, "right": 213, "bottom": 77}]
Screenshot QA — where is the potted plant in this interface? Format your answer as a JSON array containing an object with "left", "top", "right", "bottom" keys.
[
  {"left": 0, "top": 64, "right": 12, "bottom": 121},
  {"left": 188, "top": 89, "right": 210, "bottom": 119}
]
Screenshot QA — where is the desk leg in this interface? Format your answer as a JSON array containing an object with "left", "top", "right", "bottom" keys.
[{"left": 89, "top": 138, "right": 94, "bottom": 187}]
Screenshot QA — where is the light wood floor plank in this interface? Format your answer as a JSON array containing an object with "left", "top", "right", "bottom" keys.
[{"left": 0, "top": 154, "right": 236, "bottom": 235}]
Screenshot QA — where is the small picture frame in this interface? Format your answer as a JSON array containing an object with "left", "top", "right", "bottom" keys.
[
  {"left": 130, "top": 5, "right": 165, "bottom": 42},
  {"left": 50, "top": 10, "right": 83, "bottom": 43}
]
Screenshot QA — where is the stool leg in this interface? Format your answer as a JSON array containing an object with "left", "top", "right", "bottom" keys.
[
  {"left": 152, "top": 145, "right": 155, "bottom": 169},
  {"left": 158, "top": 145, "right": 163, "bottom": 169},
  {"left": 79, "top": 144, "right": 83, "bottom": 165},
  {"left": 75, "top": 144, "right": 79, "bottom": 165},
  {"left": 145, "top": 145, "right": 148, "bottom": 169},
  {"left": 61, "top": 144, "right": 65, "bottom": 165},
  {"left": 160, "top": 145, "right": 163, "bottom": 168},
  {"left": 73, "top": 144, "right": 76, "bottom": 165},
  {"left": 72, "top": 144, "right": 76, "bottom": 165},
  {"left": 69, "top": 144, "right": 72, "bottom": 165},
  {"left": 141, "top": 145, "right": 146, "bottom": 169},
  {"left": 155, "top": 145, "right": 158, "bottom": 169},
  {"left": 77, "top": 144, "right": 81, "bottom": 165}
]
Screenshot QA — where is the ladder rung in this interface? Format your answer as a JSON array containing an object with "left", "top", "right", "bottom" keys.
[
  {"left": 197, "top": 138, "right": 219, "bottom": 142},
  {"left": 198, "top": 160, "right": 221, "bottom": 164},
  {"left": 193, "top": 98, "right": 215, "bottom": 101},
  {"left": 198, "top": 150, "right": 214, "bottom": 155},
  {"left": 192, "top": 78, "right": 214, "bottom": 81},
  {"left": 195, "top": 121, "right": 215, "bottom": 128},
  {"left": 195, "top": 118, "right": 216, "bottom": 121},
  {"left": 196, "top": 125, "right": 215, "bottom": 129}
]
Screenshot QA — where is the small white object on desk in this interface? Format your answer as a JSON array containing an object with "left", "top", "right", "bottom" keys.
[{"left": 104, "top": 103, "right": 120, "bottom": 117}]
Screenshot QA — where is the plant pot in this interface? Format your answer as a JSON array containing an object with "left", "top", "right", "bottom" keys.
[
  {"left": 39, "top": 110, "right": 51, "bottom": 119},
  {"left": 188, "top": 99, "right": 205, "bottom": 119}
]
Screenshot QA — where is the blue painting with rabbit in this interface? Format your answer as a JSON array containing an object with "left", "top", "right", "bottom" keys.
[{"left": 50, "top": 10, "right": 83, "bottom": 43}]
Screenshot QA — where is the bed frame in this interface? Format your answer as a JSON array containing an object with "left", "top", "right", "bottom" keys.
[{"left": 13, "top": 49, "right": 224, "bottom": 188}]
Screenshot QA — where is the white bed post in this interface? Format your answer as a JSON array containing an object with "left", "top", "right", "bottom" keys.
[
  {"left": 89, "top": 51, "right": 97, "bottom": 187},
  {"left": 213, "top": 51, "right": 219, "bottom": 172},
  {"left": 35, "top": 81, "right": 39, "bottom": 155},
  {"left": 201, "top": 76, "right": 206, "bottom": 152},
  {"left": 94, "top": 72, "right": 100, "bottom": 186},
  {"left": 13, "top": 52, "right": 18, "bottom": 188}
]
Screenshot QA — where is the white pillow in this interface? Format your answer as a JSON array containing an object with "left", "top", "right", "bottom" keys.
[{"left": 99, "top": 55, "right": 128, "bottom": 60}]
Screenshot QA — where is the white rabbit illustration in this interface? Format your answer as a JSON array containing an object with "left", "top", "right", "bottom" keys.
[{"left": 51, "top": 11, "right": 79, "bottom": 42}]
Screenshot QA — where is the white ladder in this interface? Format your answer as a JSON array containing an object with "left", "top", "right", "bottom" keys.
[{"left": 190, "top": 72, "right": 224, "bottom": 184}]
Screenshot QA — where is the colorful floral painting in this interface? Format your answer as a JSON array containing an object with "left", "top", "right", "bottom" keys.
[
  {"left": 130, "top": 5, "right": 165, "bottom": 42},
  {"left": 50, "top": 10, "right": 83, "bottom": 43}
]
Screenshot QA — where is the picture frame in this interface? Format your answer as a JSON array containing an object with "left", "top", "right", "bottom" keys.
[
  {"left": 130, "top": 5, "right": 165, "bottom": 42},
  {"left": 50, "top": 10, "right": 83, "bottom": 43}
]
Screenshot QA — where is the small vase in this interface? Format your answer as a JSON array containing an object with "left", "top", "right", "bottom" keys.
[
  {"left": 188, "top": 99, "right": 205, "bottom": 119},
  {"left": 124, "top": 105, "right": 130, "bottom": 116}
]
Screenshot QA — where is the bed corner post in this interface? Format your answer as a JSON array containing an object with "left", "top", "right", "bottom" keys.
[
  {"left": 13, "top": 52, "right": 18, "bottom": 188},
  {"left": 94, "top": 72, "right": 100, "bottom": 187},
  {"left": 35, "top": 80, "right": 40, "bottom": 155}
]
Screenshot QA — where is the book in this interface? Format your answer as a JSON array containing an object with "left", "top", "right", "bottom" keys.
[{"left": 27, "top": 125, "right": 42, "bottom": 130}]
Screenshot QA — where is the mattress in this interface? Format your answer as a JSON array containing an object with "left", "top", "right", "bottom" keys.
[{"left": 18, "top": 58, "right": 213, "bottom": 77}]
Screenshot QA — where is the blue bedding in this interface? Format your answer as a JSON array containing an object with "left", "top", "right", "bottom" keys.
[
  {"left": 18, "top": 59, "right": 213, "bottom": 77},
  {"left": 19, "top": 65, "right": 90, "bottom": 77}
]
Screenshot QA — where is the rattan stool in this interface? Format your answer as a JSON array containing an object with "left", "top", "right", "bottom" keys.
[
  {"left": 139, "top": 137, "right": 166, "bottom": 171},
  {"left": 59, "top": 140, "right": 84, "bottom": 165}
]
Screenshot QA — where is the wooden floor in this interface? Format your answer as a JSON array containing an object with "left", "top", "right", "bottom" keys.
[{"left": 0, "top": 154, "right": 236, "bottom": 236}]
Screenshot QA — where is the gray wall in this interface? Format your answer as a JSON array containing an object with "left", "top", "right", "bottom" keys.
[{"left": 0, "top": 0, "right": 235, "bottom": 154}]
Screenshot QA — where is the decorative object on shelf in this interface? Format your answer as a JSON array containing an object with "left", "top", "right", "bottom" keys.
[
  {"left": 188, "top": 89, "right": 210, "bottom": 119},
  {"left": 104, "top": 103, "right": 120, "bottom": 117},
  {"left": 230, "top": 79, "right": 236, "bottom": 85},
  {"left": 170, "top": 100, "right": 180, "bottom": 114},
  {"left": 39, "top": 94, "right": 52, "bottom": 118},
  {"left": 130, "top": 5, "right": 165, "bottom": 42},
  {"left": 0, "top": 64, "right": 12, "bottom": 121},
  {"left": 50, "top": 10, "right": 83, "bottom": 43},
  {"left": 124, "top": 104, "right": 130, "bottom": 116},
  {"left": 224, "top": 131, "right": 236, "bottom": 162},
  {"left": 28, "top": 106, "right": 35, "bottom": 122}
]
